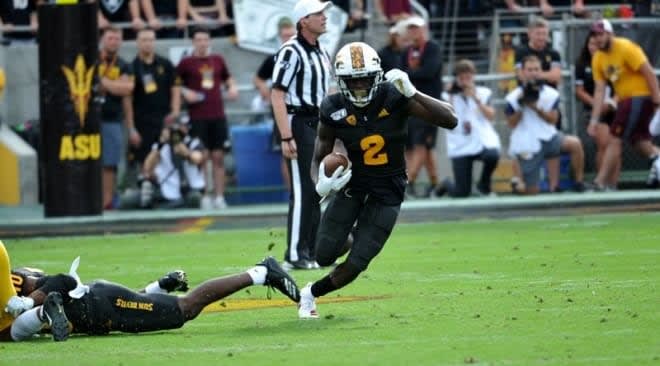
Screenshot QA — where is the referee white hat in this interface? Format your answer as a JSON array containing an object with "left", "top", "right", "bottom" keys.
[{"left": 293, "top": 0, "right": 332, "bottom": 24}]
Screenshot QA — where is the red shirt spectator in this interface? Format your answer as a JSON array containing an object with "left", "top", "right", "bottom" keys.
[{"left": 176, "top": 54, "right": 231, "bottom": 120}]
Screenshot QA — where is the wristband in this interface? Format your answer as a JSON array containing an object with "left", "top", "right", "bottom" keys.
[{"left": 281, "top": 136, "right": 294, "bottom": 142}]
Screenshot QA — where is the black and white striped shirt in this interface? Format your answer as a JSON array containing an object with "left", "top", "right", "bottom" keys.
[{"left": 271, "top": 34, "right": 332, "bottom": 110}]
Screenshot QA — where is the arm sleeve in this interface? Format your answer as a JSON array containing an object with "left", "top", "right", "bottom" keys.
[
  {"left": 218, "top": 55, "right": 231, "bottom": 82},
  {"left": 574, "top": 63, "right": 585, "bottom": 85},
  {"left": 175, "top": 59, "right": 187, "bottom": 85},
  {"left": 271, "top": 46, "right": 300, "bottom": 91},
  {"left": 624, "top": 41, "right": 648, "bottom": 71},
  {"left": 514, "top": 46, "right": 525, "bottom": 70},
  {"left": 550, "top": 49, "right": 561, "bottom": 68},
  {"left": 121, "top": 60, "right": 134, "bottom": 77},
  {"left": 256, "top": 55, "right": 275, "bottom": 81}
]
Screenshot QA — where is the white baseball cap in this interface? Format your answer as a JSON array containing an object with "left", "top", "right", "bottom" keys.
[
  {"left": 591, "top": 19, "right": 613, "bottom": 34},
  {"left": 293, "top": 0, "right": 332, "bottom": 24},
  {"left": 403, "top": 15, "right": 426, "bottom": 28}
]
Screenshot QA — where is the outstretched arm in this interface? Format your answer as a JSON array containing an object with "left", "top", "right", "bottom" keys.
[{"left": 408, "top": 92, "right": 457, "bottom": 130}]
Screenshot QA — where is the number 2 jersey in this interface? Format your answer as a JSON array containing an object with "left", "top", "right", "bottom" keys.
[{"left": 320, "top": 83, "right": 410, "bottom": 205}]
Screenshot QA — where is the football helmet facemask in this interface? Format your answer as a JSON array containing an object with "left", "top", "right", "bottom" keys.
[{"left": 334, "top": 42, "right": 383, "bottom": 107}]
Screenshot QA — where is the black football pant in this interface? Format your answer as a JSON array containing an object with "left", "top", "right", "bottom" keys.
[
  {"left": 284, "top": 113, "right": 321, "bottom": 263},
  {"left": 315, "top": 188, "right": 400, "bottom": 271}
]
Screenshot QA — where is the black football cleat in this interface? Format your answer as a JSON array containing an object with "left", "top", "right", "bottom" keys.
[
  {"left": 258, "top": 256, "right": 300, "bottom": 302},
  {"left": 42, "top": 292, "right": 69, "bottom": 342},
  {"left": 158, "top": 270, "right": 189, "bottom": 292}
]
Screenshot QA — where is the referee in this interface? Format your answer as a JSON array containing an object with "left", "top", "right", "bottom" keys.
[{"left": 271, "top": 0, "right": 333, "bottom": 270}]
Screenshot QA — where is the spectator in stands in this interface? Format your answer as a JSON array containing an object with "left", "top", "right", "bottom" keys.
[
  {"left": 438, "top": 59, "right": 501, "bottom": 198},
  {"left": 588, "top": 19, "right": 660, "bottom": 189},
  {"left": 124, "top": 28, "right": 181, "bottom": 187},
  {"left": 176, "top": 27, "right": 239, "bottom": 210},
  {"left": 378, "top": 22, "right": 406, "bottom": 73},
  {"left": 0, "top": 0, "right": 38, "bottom": 43},
  {"left": 140, "top": 0, "right": 188, "bottom": 39},
  {"left": 252, "top": 17, "right": 296, "bottom": 192},
  {"left": 98, "top": 0, "right": 144, "bottom": 36},
  {"left": 330, "top": 0, "right": 366, "bottom": 33},
  {"left": 512, "top": 17, "right": 562, "bottom": 192},
  {"left": 121, "top": 123, "right": 205, "bottom": 209},
  {"left": 400, "top": 15, "right": 443, "bottom": 198},
  {"left": 98, "top": 27, "right": 135, "bottom": 209},
  {"left": 505, "top": 55, "right": 587, "bottom": 195},
  {"left": 515, "top": 17, "right": 561, "bottom": 89},
  {"left": 374, "top": 0, "right": 411, "bottom": 25},
  {"left": 188, "top": 0, "right": 234, "bottom": 38},
  {"left": 574, "top": 31, "right": 620, "bottom": 190}
]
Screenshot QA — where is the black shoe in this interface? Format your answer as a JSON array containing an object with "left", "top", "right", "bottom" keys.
[
  {"left": 571, "top": 181, "right": 592, "bottom": 193},
  {"left": 434, "top": 177, "right": 453, "bottom": 198},
  {"left": 42, "top": 292, "right": 69, "bottom": 342},
  {"left": 158, "top": 270, "right": 189, "bottom": 292},
  {"left": 258, "top": 256, "right": 300, "bottom": 302},
  {"left": 422, "top": 184, "right": 436, "bottom": 198}
]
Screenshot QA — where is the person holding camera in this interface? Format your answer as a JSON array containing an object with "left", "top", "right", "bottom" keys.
[
  {"left": 438, "top": 59, "right": 501, "bottom": 198},
  {"left": 122, "top": 123, "right": 205, "bottom": 209},
  {"left": 505, "top": 55, "right": 586, "bottom": 195}
]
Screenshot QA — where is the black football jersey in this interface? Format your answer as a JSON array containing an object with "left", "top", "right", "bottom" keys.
[{"left": 320, "top": 83, "right": 410, "bottom": 204}]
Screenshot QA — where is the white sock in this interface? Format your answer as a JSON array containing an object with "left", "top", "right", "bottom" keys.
[
  {"left": 301, "top": 283, "right": 314, "bottom": 299},
  {"left": 246, "top": 266, "right": 267, "bottom": 285},
  {"left": 144, "top": 281, "right": 167, "bottom": 294},
  {"left": 11, "top": 307, "right": 44, "bottom": 342}
]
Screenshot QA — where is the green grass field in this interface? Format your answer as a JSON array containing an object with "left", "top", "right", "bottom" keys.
[{"left": 2, "top": 212, "right": 659, "bottom": 366}]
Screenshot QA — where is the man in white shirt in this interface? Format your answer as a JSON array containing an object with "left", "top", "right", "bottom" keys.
[
  {"left": 440, "top": 59, "right": 501, "bottom": 197},
  {"left": 505, "top": 55, "right": 586, "bottom": 195}
]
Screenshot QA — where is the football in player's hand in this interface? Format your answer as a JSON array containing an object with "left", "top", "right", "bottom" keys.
[{"left": 322, "top": 152, "right": 350, "bottom": 177}]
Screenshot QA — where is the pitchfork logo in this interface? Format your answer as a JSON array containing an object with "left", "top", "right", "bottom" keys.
[{"left": 61, "top": 54, "right": 96, "bottom": 128}]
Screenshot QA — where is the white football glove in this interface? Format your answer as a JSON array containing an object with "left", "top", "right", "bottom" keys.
[
  {"left": 315, "top": 162, "right": 352, "bottom": 197},
  {"left": 4, "top": 295, "right": 34, "bottom": 318},
  {"left": 385, "top": 68, "right": 417, "bottom": 98}
]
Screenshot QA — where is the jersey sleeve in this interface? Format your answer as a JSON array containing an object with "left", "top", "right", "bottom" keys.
[
  {"left": 514, "top": 46, "right": 526, "bottom": 69},
  {"left": 623, "top": 40, "right": 648, "bottom": 71},
  {"left": 120, "top": 59, "right": 134, "bottom": 78},
  {"left": 217, "top": 55, "right": 231, "bottom": 82},
  {"left": 550, "top": 49, "right": 561, "bottom": 68},
  {"left": 271, "top": 45, "right": 300, "bottom": 91},
  {"left": 574, "top": 63, "right": 586, "bottom": 86},
  {"left": 256, "top": 55, "right": 275, "bottom": 81}
]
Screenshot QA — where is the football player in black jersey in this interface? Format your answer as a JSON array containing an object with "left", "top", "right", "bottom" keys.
[
  {"left": 297, "top": 42, "right": 457, "bottom": 318},
  {"left": 5, "top": 256, "right": 299, "bottom": 340}
]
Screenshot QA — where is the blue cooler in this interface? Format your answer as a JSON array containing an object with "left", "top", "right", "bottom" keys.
[
  {"left": 539, "top": 153, "right": 574, "bottom": 192},
  {"left": 228, "top": 123, "right": 288, "bottom": 204}
]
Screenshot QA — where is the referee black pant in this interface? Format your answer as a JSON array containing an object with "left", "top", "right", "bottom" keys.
[{"left": 284, "top": 113, "right": 321, "bottom": 263}]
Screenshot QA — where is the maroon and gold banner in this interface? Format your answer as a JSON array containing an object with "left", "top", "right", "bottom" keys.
[{"left": 39, "top": 2, "right": 101, "bottom": 217}]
